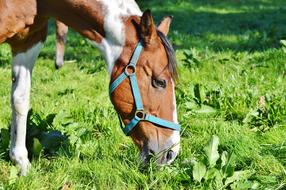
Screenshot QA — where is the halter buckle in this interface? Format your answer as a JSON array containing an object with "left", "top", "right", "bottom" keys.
[
  {"left": 124, "top": 64, "right": 136, "bottom": 76},
  {"left": 135, "top": 110, "right": 146, "bottom": 120}
]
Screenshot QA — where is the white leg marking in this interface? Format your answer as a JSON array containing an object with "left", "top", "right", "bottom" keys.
[
  {"left": 55, "top": 50, "right": 64, "bottom": 68},
  {"left": 10, "top": 42, "right": 43, "bottom": 176}
]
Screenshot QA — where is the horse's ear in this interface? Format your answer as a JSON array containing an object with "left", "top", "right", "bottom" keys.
[
  {"left": 140, "top": 10, "right": 157, "bottom": 44},
  {"left": 157, "top": 16, "right": 173, "bottom": 36}
]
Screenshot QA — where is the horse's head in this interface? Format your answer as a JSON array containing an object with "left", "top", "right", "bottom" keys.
[{"left": 110, "top": 10, "right": 180, "bottom": 164}]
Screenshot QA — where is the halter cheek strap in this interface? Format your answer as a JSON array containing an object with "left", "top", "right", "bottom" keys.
[{"left": 109, "top": 41, "right": 181, "bottom": 136}]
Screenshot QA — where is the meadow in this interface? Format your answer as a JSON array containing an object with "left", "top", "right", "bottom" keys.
[{"left": 0, "top": 0, "right": 286, "bottom": 189}]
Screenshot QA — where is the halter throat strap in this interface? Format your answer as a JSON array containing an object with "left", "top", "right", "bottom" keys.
[{"left": 109, "top": 41, "right": 181, "bottom": 135}]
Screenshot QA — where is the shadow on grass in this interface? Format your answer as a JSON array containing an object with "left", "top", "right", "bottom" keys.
[
  {"left": 25, "top": 109, "right": 70, "bottom": 160},
  {"left": 0, "top": 109, "right": 70, "bottom": 162},
  {"left": 2, "top": 0, "right": 285, "bottom": 68},
  {"left": 0, "top": 128, "right": 9, "bottom": 160},
  {"left": 261, "top": 143, "right": 286, "bottom": 166},
  {"left": 139, "top": 0, "right": 286, "bottom": 52},
  {"left": 33, "top": 0, "right": 286, "bottom": 67},
  {"left": 0, "top": 0, "right": 286, "bottom": 69}
]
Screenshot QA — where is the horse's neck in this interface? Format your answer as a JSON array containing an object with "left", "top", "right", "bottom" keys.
[
  {"left": 90, "top": 0, "right": 142, "bottom": 73},
  {"left": 40, "top": 0, "right": 142, "bottom": 73},
  {"left": 100, "top": 0, "right": 142, "bottom": 44}
]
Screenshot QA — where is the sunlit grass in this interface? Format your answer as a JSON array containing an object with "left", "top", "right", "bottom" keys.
[{"left": 0, "top": 0, "right": 286, "bottom": 189}]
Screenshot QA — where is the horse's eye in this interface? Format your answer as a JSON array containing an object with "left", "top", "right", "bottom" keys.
[{"left": 152, "top": 78, "right": 167, "bottom": 89}]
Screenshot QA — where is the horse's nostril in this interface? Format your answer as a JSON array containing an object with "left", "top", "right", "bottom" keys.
[
  {"left": 146, "top": 154, "right": 152, "bottom": 163},
  {"left": 166, "top": 150, "right": 174, "bottom": 161},
  {"left": 146, "top": 149, "right": 155, "bottom": 163},
  {"left": 149, "top": 149, "right": 155, "bottom": 155}
]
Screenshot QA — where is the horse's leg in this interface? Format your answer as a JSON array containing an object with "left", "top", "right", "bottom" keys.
[
  {"left": 10, "top": 43, "right": 43, "bottom": 175},
  {"left": 55, "top": 20, "right": 68, "bottom": 69},
  {"left": 8, "top": 22, "right": 47, "bottom": 176}
]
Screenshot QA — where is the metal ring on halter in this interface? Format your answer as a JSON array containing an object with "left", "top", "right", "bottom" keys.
[
  {"left": 135, "top": 110, "right": 146, "bottom": 120},
  {"left": 124, "top": 64, "right": 136, "bottom": 76}
]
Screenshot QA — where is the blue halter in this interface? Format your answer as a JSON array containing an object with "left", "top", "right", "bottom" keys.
[{"left": 109, "top": 41, "right": 181, "bottom": 135}]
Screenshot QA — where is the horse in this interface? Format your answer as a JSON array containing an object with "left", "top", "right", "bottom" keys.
[{"left": 0, "top": 0, "right": 181, "bottom": 176}]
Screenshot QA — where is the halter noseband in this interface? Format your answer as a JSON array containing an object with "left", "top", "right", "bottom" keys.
[{"left": 109, "top": 41, "right": 181, "bottom": 135}]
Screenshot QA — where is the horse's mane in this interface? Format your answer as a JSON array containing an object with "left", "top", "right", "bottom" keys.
[{"left": 157, "top": 30, "right": 178, "bottom": 81}]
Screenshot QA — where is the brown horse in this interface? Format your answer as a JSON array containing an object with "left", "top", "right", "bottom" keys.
[{"left": 0, "top": 0, "right": 181, "bottom": 176}]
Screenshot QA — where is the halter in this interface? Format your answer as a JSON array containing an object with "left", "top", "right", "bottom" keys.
[{"left": 109, "top": 41, "right": 181, "bottom": 135}]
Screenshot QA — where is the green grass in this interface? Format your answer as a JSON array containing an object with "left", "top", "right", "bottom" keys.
[{"left": 1, "top": 0, "right": 286, "bottom": 189}]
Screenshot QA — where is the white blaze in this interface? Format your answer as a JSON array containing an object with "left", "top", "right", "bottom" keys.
[{"left": 165, "top": 79, "right": 180, "bottom": 164}]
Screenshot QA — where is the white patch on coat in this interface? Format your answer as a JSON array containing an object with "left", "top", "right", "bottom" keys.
[
  {"left": 91, "top": 0, "right": 142, "bottom": 73},
  {"left": 171, "top": 79, "right": 179, "bottom": 124},
  {"left": 164, "top": 79, "right": 180, "bottom": 164},
  {"left": 10, "top": 42, "right": 43, "bottom": 176},
  {"left": 89, "top": 39, "right": 124, "bottom": 73}
]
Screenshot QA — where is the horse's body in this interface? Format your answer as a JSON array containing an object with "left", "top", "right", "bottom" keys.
[{"left": 0, "top": 0, "right": 181, "bottom": 176}]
